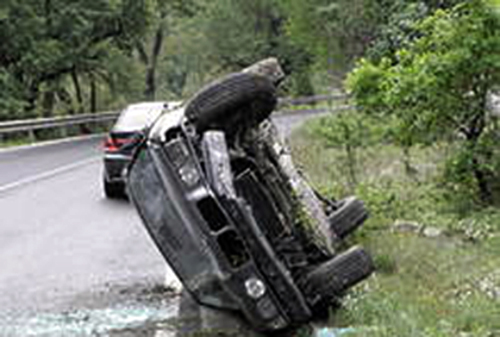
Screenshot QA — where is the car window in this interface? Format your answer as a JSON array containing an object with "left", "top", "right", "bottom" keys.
[{"left": 114, "top": 105, "right": 164, "bottom": 131}]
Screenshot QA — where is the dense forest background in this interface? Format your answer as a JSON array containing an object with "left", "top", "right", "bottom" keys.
[{"left": 0, "top": 0, "right": 469, "bottom": 121}]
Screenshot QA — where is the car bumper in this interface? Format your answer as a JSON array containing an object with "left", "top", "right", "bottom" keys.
[{"left": 103, "top": 153, "right": 131, "bottom": 183}]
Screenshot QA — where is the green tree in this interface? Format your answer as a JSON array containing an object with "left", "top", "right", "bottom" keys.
[
  {"left": 134, "top": 0, "right": 197, "bottom": 100},
  {"left": 190, "top": 0, "right": 314, "bottom": 96},
  {"left": 367, "top": 0, "right": 464, "bottom": 62},
  {"left": 347, "top": 0, "right": 500, "bottom": 204},
  {"left": 279, "top": 0, "right": 395, "bottom": 82},
  {"left": 279, "top": 0, "right": 465, "bottom": 84},
  {"left": 0, "top": 0, "right": 153, "bottom": 120}
]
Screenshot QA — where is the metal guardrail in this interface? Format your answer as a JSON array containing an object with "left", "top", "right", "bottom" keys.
[
  {"left": 0, "top": 111, "right": 120, "bottom": 142},
  {"left": 278, "top": 93, "right": 348, "bottom": 107},
  {"left": 0, "top": 94, "right": 350, "bottom": 141},
  {"left": 0, "top": 111, "right": 119, "bottom": 134}
]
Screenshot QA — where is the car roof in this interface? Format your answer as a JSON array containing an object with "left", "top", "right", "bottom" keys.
[
  {"left": 126, "top": 102, "right": 167, "bottom": 110},
  {"left": 113, "top": 102, "right": 168, "bottom": 132}
]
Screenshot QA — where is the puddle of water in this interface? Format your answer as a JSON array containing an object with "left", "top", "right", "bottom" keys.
[{"left": 0, "top": 303, "right": 179, "bottom": 337}]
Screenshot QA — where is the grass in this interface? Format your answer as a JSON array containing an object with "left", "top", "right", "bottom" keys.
[
  {"left": 0, "top": 137, "right": 33, "bottom": 148},
  {"left": 289, "top": 115, "right": 500, "bottom": 336},
  {"left": 277, "top": 96, "right": 349, "bottom": 115}
]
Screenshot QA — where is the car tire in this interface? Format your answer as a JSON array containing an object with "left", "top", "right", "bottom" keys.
[
  {"left": 304, "top": 246, "right": 374, "bottom": 309},
  {"left": 104, "top": 179, "right": 125, "bottom": 199},
  {"left": 185, "top": 72, "right": 277, "bottom": 133},
  {"left": 328, "top": 196, "right": 368, "bottom": 239}
]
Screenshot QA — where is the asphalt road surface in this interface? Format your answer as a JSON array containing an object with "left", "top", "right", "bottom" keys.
[{"left": 0, "top": 112, "right": 326, "bottom": 337}]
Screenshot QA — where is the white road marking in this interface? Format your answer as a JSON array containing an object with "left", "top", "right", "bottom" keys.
[
  {"left": 0, "top": 134, "right": 104, "bottom": 155},
  {"left": 0, "top": 157, "right": 99, "bottom": 193}
]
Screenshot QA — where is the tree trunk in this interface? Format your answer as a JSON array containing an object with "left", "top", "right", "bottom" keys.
[
  {"left": 471, "top": 154, "right": 492, "bottom": 204},
  {"left": 402, "top": 146, "right": 419, "bottom": 179},
  {"left": 71, "top": 69, "right": 90, "bottom": 134},
  {"left": 144, "top": 67, "right": 156, "bottom": 100},
  {"left": 57, "top": 88, "right": 74, "bottom": 115},
  {"left": 25, "top": 81, "right": 40, "bottom": 118},
  {"left": 71, "top": 69, "right": 83, "bottom": 114},
  {"left": 468, "top": 84, "right": 493, "bottom": 204},
  {"left": 345, "top": 143, "right": 357, "bottom": 189},
  {"left": 341, "top": 122, "right": 357, "bottom": 189},
  {"left": 465, "top": 109, "right": 492, "bottom": 204},
  {"left": 144, "top": 23, "right": 164, "bottom": 100},
  {"left": 41, "top": 89, "right": 55, "bottom": 118},
  {"left": 90, "top": 75, "right": 97, "bottom": 113}
]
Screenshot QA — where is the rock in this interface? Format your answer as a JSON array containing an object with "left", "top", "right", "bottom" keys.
[
  {"left": 487, "top": 92, "right": 500, "bottom": 117},
  {"left": 422, "top": 226, "right": 444, "bottom": 238},
  {"left": 242, "top": 57, "right": 285, "bottom": 85},
  {"left": 392, "top": 220, "right": 423, "bottom": 234},
  {"left": 392, "top": 221, "right": 446, "bottom": 239},
  {"left": 476, "top": 271, "right": 500, "bottom": 300}
]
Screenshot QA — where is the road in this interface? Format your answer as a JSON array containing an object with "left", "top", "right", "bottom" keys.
[{"left": 0, "top": 112, "right": 325, "bottom": 337}]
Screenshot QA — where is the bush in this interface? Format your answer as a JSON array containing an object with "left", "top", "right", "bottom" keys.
[{"left": 347, "top": 0, "right": 500, "bottom": 205}]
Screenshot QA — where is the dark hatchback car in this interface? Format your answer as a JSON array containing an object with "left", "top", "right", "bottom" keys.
[
  {"left": 126, "top": 62, "right": 374, "bottom": 332},
  {"left": 102, "top": 102, "right": 178, "bottom": 198}
]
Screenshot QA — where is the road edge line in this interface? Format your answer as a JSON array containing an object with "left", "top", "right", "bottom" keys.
[
  {"left": 0, "top": 134, "right": 105, "bottom": 154},
  {"left": 0, "top": 157, "right": 100, "bottom": 194}
]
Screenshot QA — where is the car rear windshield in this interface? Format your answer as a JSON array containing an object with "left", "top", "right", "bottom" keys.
[{"left": 114, "top": 104, "right": 165, "bottom": 131}]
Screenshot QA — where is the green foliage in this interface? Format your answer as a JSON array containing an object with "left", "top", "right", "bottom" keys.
[
  {"left": 0, "top": 0, "right": 157, "bottom": 120},
  {"left": 282, "top": 69, "right": 315, "bottom": 97},
  {"left": 290, "top": 121, "right": 500, "bottom": 336},
  {"left": 306, "top": 112, "right": 402, "bottom": 189},
  {"left": 202, "top": 0, "right": 281, "bottom": 69},
  {"left": 0, "top": 70, "right": 26, "bottom": 120},
  {"left": 152, "top": 0, "right": 317, "bottom": 98},
  {"left": 373, "top": 253, "right": 398, "bottom": 275},
  {"left": 345, "top": 59, "right": 391, "bottom": 115},
  {"left": 197, "top": 0, "right": 314, "bottom": 96},
  {"left": 314, "top": 113, "right": 367, "bottom": 149},
  {"left": 2, "top": 0, "right": 481, "bottom": 122},
  {"left": 2, "top": 0, "right": 494, "bottom": 124},
  {"left": 279, "top": 0, "right": 389, "bottom": 76},
  {"left": 442, "top": 125, "right": 500, "bottom": 207},
  {"left": 310, "top": 112, "right": 365, "bottom": 187},
  {"left": 347, "top": 0, "right": 500, "bottom": 204},
  {"left": 277, "top": 0, "right": 464, "bottom": 82},
  {"left": 349, "top": 1, "right": 500, "bottom": 143},
  {"left": 293, "top": 116, "right": 464, "bottom": 229},
  {"left": 367, "top": 0, "right": 464, "bottom": 62}
]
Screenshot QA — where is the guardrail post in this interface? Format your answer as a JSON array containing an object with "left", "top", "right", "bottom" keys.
[
  {"left": 28, "top": 130, "right": 36, "bottom": 143},
  {"left": 60, "top": 126, "right": 68, "bottom": 138}
]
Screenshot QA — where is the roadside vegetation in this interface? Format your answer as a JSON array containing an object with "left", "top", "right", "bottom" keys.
[
  {"left": 292, "top": 112, "right": 500, "bottom": 336},
  {"left": 0, "top": 0, "right": 468, "bottom": 147},
  {"left": 290, "top": 1, "right": 500, "bottom": 335},
  {"left": 0, "top": 0, "right": 473, "bottom": 123}
]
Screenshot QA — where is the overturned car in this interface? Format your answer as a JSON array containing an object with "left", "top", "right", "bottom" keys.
[{"left": 126, "top": 59, "right": 374, "bottom": 332}]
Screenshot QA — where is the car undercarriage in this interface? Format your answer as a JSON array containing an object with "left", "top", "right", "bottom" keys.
[{"left": 126, "top": 58, "right": 374, "bottom": 332}]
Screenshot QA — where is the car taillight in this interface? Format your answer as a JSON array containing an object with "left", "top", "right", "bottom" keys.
[
  {"left": 103, "top": 136, "right": 120, "bottom": 152},
  {"left": 103, "top": 135, "right": 142, "bottom": 152}
]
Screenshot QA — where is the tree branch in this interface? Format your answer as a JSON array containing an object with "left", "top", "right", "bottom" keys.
[{"left": 136, "top": 41, "right": 149, "bottom": 65}]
